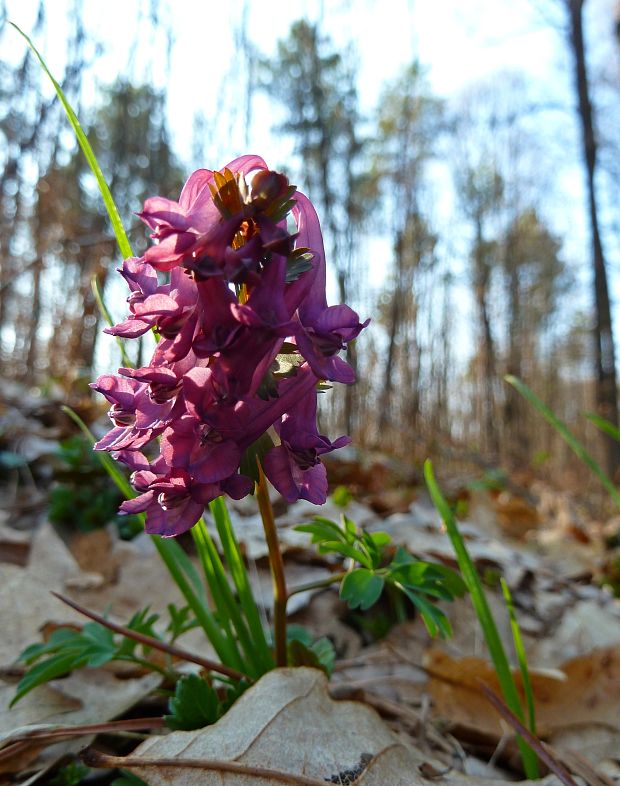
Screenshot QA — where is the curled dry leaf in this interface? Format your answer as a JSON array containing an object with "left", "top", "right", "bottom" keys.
[
  {"left": 111, "top": 668, "right": 571, "bottom": 786},
  {"left": 425, "top": 646, "right": 620, "bottom": 741},
  {"left": 0, "top": 668, "right": 161, "bottom": 776}
]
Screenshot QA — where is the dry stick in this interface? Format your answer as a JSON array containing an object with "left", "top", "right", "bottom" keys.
[
  {"left": 52, "top": 592, "right": 250, "bottom": 683},
  {"left": 0, "top": 741, "right": 33, "bottom": 764},
  {"left": 0, "top": 719, "right": 165, "bottom": 766},
  {"left": 479, "top": 681, "right": 580, "bottom": 786},
  {"left": 560, "top": 749, "right": 618, "bottom": 786},
  {"left": 4, "top": 717, "right": 166, "bottom": 743},
  {"left": 84, "top": 749, "right": 330, "bottom": 786},
  {"left": 255, "top": 462, "right": 288, "bottom": 667}
]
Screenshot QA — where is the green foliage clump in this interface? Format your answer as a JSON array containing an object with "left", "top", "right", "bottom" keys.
[
  {"left": 11, "top": 604, "right": 196, "bottom": 706},
  {"left": 49, "top": 435, "right": 140, "bottom": 537},
  {"left": 165, "top": 673, "right": 247, "bottom": 731},
  {"left": 295, "top": 514, "right": 466, "bottom": 638}
]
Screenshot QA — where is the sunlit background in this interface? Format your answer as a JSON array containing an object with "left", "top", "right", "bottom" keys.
[{"left": 2, "top": 0, "right": 620, "bottom": 481}]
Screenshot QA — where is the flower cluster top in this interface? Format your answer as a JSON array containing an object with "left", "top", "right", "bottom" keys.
[{"left": 92, "top": 155, "right": 368, "bottom": 536}]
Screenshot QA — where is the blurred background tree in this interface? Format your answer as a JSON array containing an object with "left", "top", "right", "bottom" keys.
[{"left": 1, "top": 0, "right": 619, "bottom": 486}]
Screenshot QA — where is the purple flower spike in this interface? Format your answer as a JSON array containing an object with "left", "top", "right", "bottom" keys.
[{"left": 94, "top": 156, "right": 367, "bottom": 535}]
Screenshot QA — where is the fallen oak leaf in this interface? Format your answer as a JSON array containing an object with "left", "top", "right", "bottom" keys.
[
  {"left": 425, "top": 646, "right": 620, "bottom": 739},
  {"left": 86, "top": 668, "right": 575, "bottom": 786},
  {"left": 88, "top": 667, "right": 436, "bottom": 786}
]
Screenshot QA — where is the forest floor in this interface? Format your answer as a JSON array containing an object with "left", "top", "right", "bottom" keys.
[{"left": 1, "top": 377, "right": 619, "bottom": 786}]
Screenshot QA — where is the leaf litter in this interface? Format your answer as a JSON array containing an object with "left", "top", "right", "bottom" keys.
[{"left": 2, "top": 380, "right": 620, "bottom": 784}]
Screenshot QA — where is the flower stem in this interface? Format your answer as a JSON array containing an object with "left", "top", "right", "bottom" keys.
[{"left": 255, "top": 461, "right": 288, "bottom": 667}]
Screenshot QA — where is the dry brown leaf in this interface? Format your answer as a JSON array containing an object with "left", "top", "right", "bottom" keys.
[
  {"left": 425, "top": 646, "right": 620, "bottom": 741},
  {"left": 0, "top": 669, "right": 160, "bottom": 776},
  {"left": 68, "top": 528, "right": 118, "bottom": 584},
  {"left": 114, "top": 668, "right": 570, "bottom": 786},
  {"left": 0, "top": 565, "right": 83, "bottom": 668},
  {"left": 493, "top": 492, "right": 541, "bottom": 538}
]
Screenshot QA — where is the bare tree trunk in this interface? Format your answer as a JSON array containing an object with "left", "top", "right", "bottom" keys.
[
  {"left": 473, "top": 218, "right": 499, "bottom": 459},
  {"left": 503, "top": 261, "right": 528, "bottom": 463},
  {"left": 24, "top": 259, "right": 43, "bottom": 378},
  {"left": 567, "top": 0, "right": 620, "bottom": 476},
  {"left": 378, "top": 231, "right": 404, "bottom": 436}
]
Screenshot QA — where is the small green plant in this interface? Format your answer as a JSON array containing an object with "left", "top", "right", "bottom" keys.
[
  {"left": 49, "top": 435, "right": 141, "bottom": 537},
  {"left": 11, "top": 605, "right": 194, "bottom": 706},
  {"left": 286, "top": 625, "right": 336, "bottom": 674},
  {"left": 331, "top": 484, "right": 354, "bottom": 508},
  {"left": 49, "top": 761, "right": 90, "bottom": 786},
  {"left": 467, "top": 467, "right": 508, "bottom": 493},
  {"left": 165, "top": 673, "right": 247, "bottom": 730},
  {"left": 294, "top": 514, "right": 466, "bottom": 638}
]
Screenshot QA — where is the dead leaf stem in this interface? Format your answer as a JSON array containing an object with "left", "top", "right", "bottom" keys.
[
  {"left": 84, "top": 749, "right": 331, "bottom": 786},
  {"left": 2, "top": 717, "right": 165, "bottom": 745}
]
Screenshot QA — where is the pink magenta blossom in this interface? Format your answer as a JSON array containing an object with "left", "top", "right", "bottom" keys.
[{"left": 94, "top": 156, "right": 367, "bottom": 536}]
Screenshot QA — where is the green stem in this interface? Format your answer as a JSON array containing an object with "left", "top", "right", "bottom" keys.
[
  {"left": 10, "top": 23, "right": 133, "bottom": 259},
  {"left": 152, "top": 536, "right": 244, "bottom": 673},
  {"left": 501, "top": 578, "right": 537, "bottom": 736},
  {"left": 208, "top": 499, "right": 274, "bottom": 672},
  {"left": 191, "top": 519, "right": 254, "bottom": 673},
  {"left": 91, "top": 276, "right": 133, "bottom": 368},
  {"left": 256, "top": 462, "right": 288, "bottom": 667},
  {"left": 287, "top": 572, "right": 346, "bottom": 598}
]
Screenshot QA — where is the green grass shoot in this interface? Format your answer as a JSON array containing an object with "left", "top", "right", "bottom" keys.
[
  {"left": 10, "top": 23, "right": 133, "bottom": 260},
  {"left": 424, "top": 459, "right": 539, "bottom": 779},
  {"left": 505, "top": 375, "right": 620, "bottom": 510},
  {"left": 501, "top": 578, "right": 536, "bottom": 736}
]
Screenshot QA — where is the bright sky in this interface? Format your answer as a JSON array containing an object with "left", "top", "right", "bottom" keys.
[
  {"left": 3, "top": 0, "right": 576, "bottom": 156},
  {"left": 2, "top": 0, "right": 619, "bottom": 358}
]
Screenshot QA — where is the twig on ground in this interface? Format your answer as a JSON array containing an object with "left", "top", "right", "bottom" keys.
[
  {"left": 479, "top": 681, "right": 579, "bottom": 786},
  {"left": 52, "top": 592, "right": 251, "bottom": 682}
]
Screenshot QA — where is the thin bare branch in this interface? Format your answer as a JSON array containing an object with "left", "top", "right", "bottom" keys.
[
  {"left": 479, "top": 681, "right": 579, "bottom": 786},
  {"left": 52, "top": 592, "right": 251, "bottom": 683}
]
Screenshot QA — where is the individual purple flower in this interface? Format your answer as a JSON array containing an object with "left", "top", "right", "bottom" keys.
[
  {"left": 119, "top": 467, "right": 219, "bottom": 537},
  {"left": 192, "top": 277, "right": 242, "bottom": 358},
  {"left": 291, "top": 194, "right": 369, "bottom": 382},
  {"left": 160, "top": 414, "right": 242, "bottom": 485},
  {"left": 105, "top": 259, "right": 198, "bottom": 348},
  {"left": 118, "top": 365, "right": 185, "bottom": 428},
  {"left": 90, "top": 374, "right": 163, "bottom": 451},
  {"left": 116, "top": 452, "right": 253, "bottom": 536},
  {"left": 262, "top": 386, "right": 350, "bottom": 503}
]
